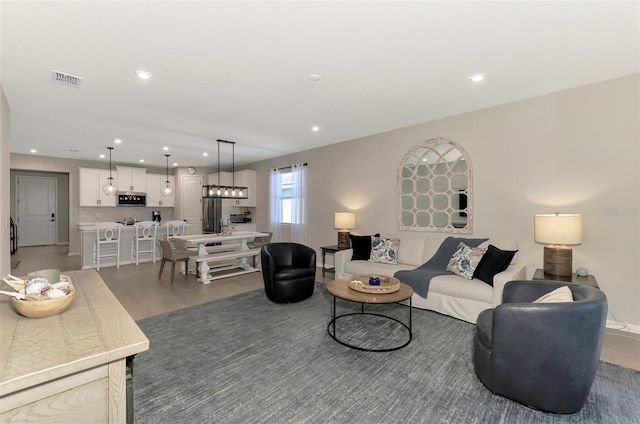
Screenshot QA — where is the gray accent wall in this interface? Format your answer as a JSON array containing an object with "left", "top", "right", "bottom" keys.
[{"left": 249, "top": 74, "right": 640, "bottom": 328}]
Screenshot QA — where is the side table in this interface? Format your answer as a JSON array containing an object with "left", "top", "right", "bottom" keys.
[
  {"left": 532, "top": 268, "right": 599, "bottom": 289},
  {"left": 320, "top": 245, "right": 342, "bottom": 277}
]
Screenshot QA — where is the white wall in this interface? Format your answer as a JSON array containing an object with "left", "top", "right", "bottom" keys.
[
  {"left": 0, "top": 86, "right": 11, "bottom": 276},
  {"left": 250, "top": 74, "right": 640, "bottom": 327}
]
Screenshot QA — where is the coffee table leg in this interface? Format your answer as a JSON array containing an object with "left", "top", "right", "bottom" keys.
[
  {"left": 332, "top": 295, "right": 336, "bottom": 337},
  {"left": 409, "top": 297, "right": 412, "bottom": 341}
]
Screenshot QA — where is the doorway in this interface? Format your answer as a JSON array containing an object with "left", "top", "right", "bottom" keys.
[
  {"left": 180, "top": 174, "right": 203, "bottom": 234},
  {"left": 17, "top": 176, "right": 57, "bottom": 246}
]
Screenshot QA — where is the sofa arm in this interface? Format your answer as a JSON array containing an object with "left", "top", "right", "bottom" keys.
[
  {"left": 491, "top": 262, "right": 527, "bottom": 307},
  {"left": 334, "top": 249, "right": 353, "bottom": 278}
]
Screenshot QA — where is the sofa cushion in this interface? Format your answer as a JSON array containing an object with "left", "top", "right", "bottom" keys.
[
  {"left": 344, "top": 260, "right": 415, "bottom": 277},
  {"left": 446, "top": 242, "right": 487, "bottom": 279},
  {"left": 474, "top": 244, "right": 518, "bottom": 286},
  {"left": 429, "top": 274, "right": 493, "bottom": 303},
  {"left": 397, "top": 236, "right": 436, "bottom": 267},
  {"left": 370, "top": 237, "right": 400, "bottom": 264},
  {"left": 350, "top": 233, "right": 380, "bottom": 260}
]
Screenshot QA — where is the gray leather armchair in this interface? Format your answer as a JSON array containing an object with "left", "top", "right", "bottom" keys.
[
  {"left": 261, "top": 242, "right": 316, "bottom": 303},
  {"left": 473, "top": 280, "right": 607, "bottom": 413}
]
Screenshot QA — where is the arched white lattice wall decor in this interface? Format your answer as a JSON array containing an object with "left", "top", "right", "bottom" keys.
[{"left": 397, "top": 138, "right": 473, "bottom": 233}]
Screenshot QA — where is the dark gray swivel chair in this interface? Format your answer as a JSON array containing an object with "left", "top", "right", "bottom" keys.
[
  {"left": 473, "top": 280, "right": 607, "bottom": 413},
  {"left": 260, "top": 242, "right": 316, "bottom": 303}
]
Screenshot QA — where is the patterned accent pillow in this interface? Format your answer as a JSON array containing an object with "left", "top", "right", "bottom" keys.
[
  {"left": 446, "top": 242, "right": 487, "bottom": 279},
  {"left": 369, "top": 237, "right": 400, "bottom": 264}
]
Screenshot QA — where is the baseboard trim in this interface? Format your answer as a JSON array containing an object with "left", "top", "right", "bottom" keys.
[{"left": 606, "top": 320, "right": 640, "bottom": 334}]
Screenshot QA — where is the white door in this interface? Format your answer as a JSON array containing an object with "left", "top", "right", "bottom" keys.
[
  {"left": 17, "top": 176, "right": 57, "bottom": 246},
  {"left": 181, "top": 175, "right": 203, "bottom": 235}
]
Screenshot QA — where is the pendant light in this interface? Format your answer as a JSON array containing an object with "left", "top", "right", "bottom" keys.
[
  {"left": 162, "top": 154, "right": 174, "bottom": 197},
  {"left": 201, "top": 139, "right": 248, "bottom": 199},
  {"left": 102, "top": 146, "right": 118, "bottom": 195}
]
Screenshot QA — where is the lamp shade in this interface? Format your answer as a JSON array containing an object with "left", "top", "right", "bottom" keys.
[
  {"left": 534, "top": 213, "right": 582, "bottom": 245},
  {"left": 334, "top": 212, "right": 355, "bottom": 230}
]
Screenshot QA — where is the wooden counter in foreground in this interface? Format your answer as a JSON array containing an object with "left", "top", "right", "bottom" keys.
[{"left": 0, "top": 270, "right": 149, "bottom": 423}]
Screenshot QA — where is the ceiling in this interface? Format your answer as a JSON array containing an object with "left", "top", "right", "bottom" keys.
[{"left": 1, "top": 1, "right": 638, "bottom": 169}]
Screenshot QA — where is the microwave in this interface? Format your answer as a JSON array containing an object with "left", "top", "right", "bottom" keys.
[
  {"left": 117, "top": 192, "right": 146, "bottom": 207},
  {"left": 230, "top": 214, "right": 250, "bottom": 223}
]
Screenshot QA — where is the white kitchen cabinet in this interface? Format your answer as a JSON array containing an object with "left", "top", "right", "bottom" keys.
[
  {"left": 79, "top": 168, "right": 117, "bottom": 207},
  {"left": 146, "top": 174, "right": 176, "bottom": 207},
  {"left": 116, "top": 166, "right": 147, "bottom": 192},
  {"left": 207, "top": 170, "right": 256, "bottom": 207},
  {"left": 233, "top": 170, "right": 256, "bottom": 207}
]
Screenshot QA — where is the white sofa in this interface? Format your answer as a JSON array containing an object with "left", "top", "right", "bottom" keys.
[{"left": 334, "top": 234, "right": 526, "bottom": 324}]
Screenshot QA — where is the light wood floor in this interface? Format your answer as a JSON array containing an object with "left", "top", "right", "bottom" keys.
[{"left": 9, "top": 245, "right": 640, "bottom": 371}]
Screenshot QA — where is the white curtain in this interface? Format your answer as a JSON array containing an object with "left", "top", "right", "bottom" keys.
[
  {"left": 268, "top": 164, "right": 307, "bottom": 244},
  {"left": 290, "top": 163, "right": 307, "bottom": 244},
  {"left": 268, "top": 168, "right": 283, "bottom": 242}
]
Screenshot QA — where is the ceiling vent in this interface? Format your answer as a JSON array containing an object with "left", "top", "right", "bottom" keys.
[{"left": 51, "top": 70, "right": 83, "bottom": 88}]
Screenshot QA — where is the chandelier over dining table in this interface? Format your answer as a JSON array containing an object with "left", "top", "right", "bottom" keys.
[{"left": 202, "top": 139, "right": 249, "bottom": 199}]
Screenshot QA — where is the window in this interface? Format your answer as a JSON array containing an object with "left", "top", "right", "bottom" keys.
[
  {"left": 280, "top": 170, "right": 293, "bottom": 224},
  {"left": 269, "top": 164, "right": 307, "bottom": 243}
]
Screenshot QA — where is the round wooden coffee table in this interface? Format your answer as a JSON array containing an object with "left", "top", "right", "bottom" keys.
[{"left": 327, "top": 274, "right": 414, "bottom": 352}]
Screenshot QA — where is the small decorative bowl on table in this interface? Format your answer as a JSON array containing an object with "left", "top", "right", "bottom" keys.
[
  {"left": 10, "top": 275, "right": 75, "bottom": 318},
  {"left": 348, "top": 274, "right": 400, "bottom": 294}
]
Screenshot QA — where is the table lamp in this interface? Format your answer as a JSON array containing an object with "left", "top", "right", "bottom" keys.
[
  {"left": 534, "top": 212, "right": 582, "bottom": 276},
  {"left": 334, "top": 212, "right": 355, "bottom": 250}
]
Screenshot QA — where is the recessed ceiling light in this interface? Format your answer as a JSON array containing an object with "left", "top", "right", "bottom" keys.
[
  {"left": 312, "top": 126, "right": 320, "bottom": 132},
  {"left": 30, "top": 149, "right": 37, "bottom": 153},
  {"left": 203, "top": 152, "right": 208, "bottom": 157},
  {"left": 467, "top": 73, "right": 486, "bottom": 83},
  {"left": 163, "top": 146, "right": 169, "bottom": 151},
  {"left": 114, "top": 138, "right": 122, "bottom": 144},
  {"left": 99, "top": 154, "right": 105, "bottom": 159},
  {"left": 309, "top": 74, "right": 321, "bottom": 81},
  {"left": 173, "top": 162, "right": 178, "bottom": 167},
  {"left": 135, "top": 70, "right": 152, "bottom": 80},
  {"left": 139, "top": 159, "right": 145, "bottom": 163}
]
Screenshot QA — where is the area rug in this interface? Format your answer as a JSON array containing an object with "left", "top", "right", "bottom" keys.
[{"left": 134, "top": 285, "right": 640, "bottom": 424}]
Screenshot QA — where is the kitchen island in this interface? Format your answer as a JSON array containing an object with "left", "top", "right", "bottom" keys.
[
  {"left": 78, "top": 223, "right": 188, "bottom": 269},
  {"left": 0, "top": 270, "right": 149, "bottom": 423}
]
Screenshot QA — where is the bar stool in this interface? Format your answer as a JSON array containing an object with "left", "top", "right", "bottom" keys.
[
  {"left": 132, "top": 221, "right": 158, "bottom": 265},
  {"left": 94, "top": 222, "right": 123, "bottom": 270},
  {"left": 166, "top": 220, "right": 187, "bottom": 237}
]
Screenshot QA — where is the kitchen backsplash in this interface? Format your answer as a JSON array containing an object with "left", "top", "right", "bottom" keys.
[{"left": 79, "top": 207, "right": 174, "bottom": 224}]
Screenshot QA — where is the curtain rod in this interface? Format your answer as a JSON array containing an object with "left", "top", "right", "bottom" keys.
[{"left": 272, "top": 163, "right": 308, "bottom": 171}]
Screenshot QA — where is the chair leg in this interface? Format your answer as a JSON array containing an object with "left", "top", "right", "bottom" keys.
[
  {"left": 158, "top": 259, "right": 166, "bottom": 279},
  {"left": 170, "top": 261, "right": 176, "bottom": 285}
]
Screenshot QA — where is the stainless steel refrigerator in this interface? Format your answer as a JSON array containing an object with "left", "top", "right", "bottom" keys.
[{"left": 202, "top": 197, "right": 222, "bottom": 234}]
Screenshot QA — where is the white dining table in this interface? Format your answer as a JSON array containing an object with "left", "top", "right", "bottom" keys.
[{"left": 173, "top": 231, "right": 269, "bottom": 283}]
